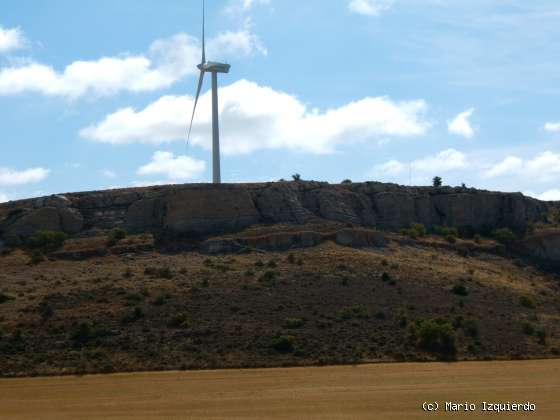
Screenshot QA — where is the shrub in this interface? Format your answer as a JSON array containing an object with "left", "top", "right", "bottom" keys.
[
  {"left": 402, "top": 223, "right": 427, "bottom": 239},
  {"left": 107, "top": 227, "right": 127, "bottom": 246},
  {"left": 0, "top": 292, "right": 15, "bottom": 304},
  {"left": 341, "top": 179, "right": 352, "bottom": 184},
  {"left": 267, "top": 260, "right": 277, "bottom": 268},
  {"left": 69, "top": 322, "right": 110, "bottom": 347},
  {"left": 536, "top": 328, "right": 547, "bottom": 345},
  {"left": 433, "top": 176, "right": 443, "bottom": 187},
  {"left": 25, "top": 230, "right": 67, "bottom": 253},
  {"left": 519, "top": 295, "right": 536, "bottom": 309},
  {"left": 337, "top": 304, "right": 369, "bottom": 320},
  {"left": 474, "top": 234, "right": 482, "bottom": 244},
  {"left": 38, "top": 300, "right": 54, "bottom": 320},
  {"left": 522, "top": 322, "right": 535, "bottom": 335},
  {"left": 381, "top": 272, "right": 392, "bottom": 283},
  {"left": 121, "top": 307, "right": 144, "bottom": 324},
  {"left": 152, "top": 292, "right": 169, "bottom": 306},
  {"left": 144, "top": 266, "right": 173, "bottom": 279},
  {"left": 271, "top": 335, "right": 295, "bottom": 353},
  {"left": 259, "top": 270, "right": 277, "bottom": 284},
  {"left": 166, "top": 313, "right": 192, "bottom": 329},
  {"left": 292, "top": 173, "right": 301, "bottom": 181},
  {"left": 284, "top": 318, "right": 305, "bottom": 329},
  {"left": 492, "top": 228, "right": 516, "bottom": 245},
  {"left": 451, "top": 284, "right": 469, "bottom": 296},
  {"left": 433, "top": 226, "right": 459, "bottom": 238},
  {"left": 416, "top": 319, "right": 457, "bottom": 357},
  {"left": 463, "top": 319, "right": 479, "bottom": 338}
]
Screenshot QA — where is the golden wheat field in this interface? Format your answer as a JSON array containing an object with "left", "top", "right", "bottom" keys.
[{"left": 1, "top": 359, "right": 559, "bottom": 419}]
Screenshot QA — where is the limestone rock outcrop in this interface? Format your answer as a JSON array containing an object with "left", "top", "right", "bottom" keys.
[{"left": 0, "top": 182, "right": 557, "bottom": 247}]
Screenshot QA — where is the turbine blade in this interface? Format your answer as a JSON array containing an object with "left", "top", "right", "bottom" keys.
[
  {"left": 202, "top": 0, "right": 206, "bottom": 63},
  {"left": 187, "top": 69, "right": 205, "bottom": 145}
]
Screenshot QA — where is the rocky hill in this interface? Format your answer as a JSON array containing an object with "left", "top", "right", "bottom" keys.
[
  {"left": 0, "top": 181, "right": 559, "bottom": 377},
  {"left": 1, "top": 181, "right": 557, "bottom": 242}
]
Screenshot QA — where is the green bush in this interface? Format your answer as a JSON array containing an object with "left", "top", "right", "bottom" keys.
[
  {"left": 152, "top": 292, "right": 169, "bottom": 306},
  {"left": 522, "top": 322, "right": 535, "bottom": 335},
  {"left": 433, "top": 226, "right": 459, "bottom": 238},
  {"left": 107, "top": 227, "right": 127, "bottom": 246},
  {"left": 69, "top": 322, "right": 110, "bottom": 347},
  {"left": 463, "top": 319, "right": 479, "bottom": 338},
  {"left": 492, "top": 228, "right": 516, "bottom": 245},
  {"left": 166, "top": 313, "right": 192, "bottom": 329},
  {"left": 433, "top": 176, "right": 443, "bottom": 187},
  {"left": 25, "top": 230, "right": 67, "bottom": 252},
  {"left": 451, "top": 284, "right": 469, "bottom": 296},
  {"left": 416, "top": 319, "right": 457, "bottom": 357},
  {"left": 284, "top": 318, "right": 305, "bottom": 329},
  {"left": 121, "top": 307, "right": 144, "bottom": 325},
  {"left": 272, "top": 335, "right": 295, "bottom": 353},
  {"left": 402, "top": 223, "right": 427, "bottom": 239},
  {"left": 519, "top": 295, "right": 536, "bottom": 309},
  {"left": 337, "top": 304, "right": 369, "bottom": 320},
  {"left": 144, "top": 266, "right": 173, "bottom": 279},
  {"left": 0, "top": 292, "right": 15, "bottom": 304},
  {"left": 292, "top": 173, "right": 301, "bottom": 181}
]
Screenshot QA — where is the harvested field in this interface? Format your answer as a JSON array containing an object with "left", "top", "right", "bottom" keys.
[{"left": 1, "top": 360, "right": 559, "bottom": 419}]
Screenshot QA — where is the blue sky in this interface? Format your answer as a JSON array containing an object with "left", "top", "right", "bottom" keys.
[{"left": 1, "top": 0, "right": 560, "bottom": 202}]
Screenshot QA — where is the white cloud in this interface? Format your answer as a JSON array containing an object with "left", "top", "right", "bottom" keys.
[
  {"left": 137, "top": 151, "right": 206, "bottom": 180},
  {"left": 533, "top": 189, "right": 560, "bottom": 201},
  {"left": 0, "top": 26, "right": 26, "bottom": 54},
  {"left": 226, "top": 0, "right": 271, "bottom": 13},
  {"left": 348, "top": 0, "right": 394, "bottom": 16},
  {"left": 525, "top": 151, "right": 560, "bottom": 182},
  {"left": 544, "top": 122, "right": 560, "bottom": 132},
  {"left": 0, "top": 167, "right": 49, "bottom": 186},
  {"left": 372, "top": 148, "right": 468, "bottom": 180},
  {"left": 0, "top": 30, "right": 265, "bottom": 98},
  {"left": 0, "top": 192, "right": 9, "bottom": 203},
  {"left": 208, "top": 28, "right": 267, "bottom": 56},
  {"left": 484, "top": 151, "right": 560, "bottom": 182},
  {"left": 376, "top": 159, "right": 406, "bottom": 176},
  {"left": 448, "top": 108, "right": 475, "bottom": 138},
  {"left": 101, "top": 169, "right": 117, "bottom": 178},
  {"left": 411, "top": 148, "right": 468, "bottom": 172},
  {"left": 81, "top": 79, "right": 429, "bottom": 155},
  {"left": 484, "top": 156, "right": 523, "bottom": 178}
]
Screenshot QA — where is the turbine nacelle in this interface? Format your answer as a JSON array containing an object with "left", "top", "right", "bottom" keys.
[{"left": 198, "top": 61, "right": 231, "bottom": 74}]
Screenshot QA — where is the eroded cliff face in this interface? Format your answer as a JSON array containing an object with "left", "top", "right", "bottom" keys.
[{"left": 0, "top": 181, "right": 556, "bottom": 246}]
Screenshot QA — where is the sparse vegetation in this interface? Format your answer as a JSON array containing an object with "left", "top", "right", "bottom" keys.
[
  {"left": 0, "top": 292, "right": 15, "bottom": 304},
  {"left": 107, "top": 227, "right": 127, "bottom": 246},
  {"left": 144, "top": 266, "right": 173, "bottom": 279},
  {"left": 271, "top": 335, "right": 295, "bottom": 353},
  {"left": 25, "top": 230, "right": 67, "bottom": 253},
  {"left": 451, "top": 284, "right": 469, "bottom": 296},
  {"left": 492, "top": 228, "right": 516, "bottom": 245},
  {"left": 121, "top": 307, "right": 144, "bottom": 324},
  {"left": 414, "top": 319, "right": 457, "bottom": 357},
  {"left": 519, "top": 295, "right": 536, "bottom": 309},
  {"left": 284, "top": 318, "right": 305, "bottom": 329},
  {"left": 432, "top": 176, "right": 443, "bottom": 188},
  {"left": 166, "top": 313, "right": 192, "bottom": 329},
  {"left": 292, "top": 173, "right": 301, "bottom": 181},
  {"left": 401, "top": 223, "right": 426, "bottom": 239},
  {"left": 337, "top": 305, "right": 369, "bottom": 320}
]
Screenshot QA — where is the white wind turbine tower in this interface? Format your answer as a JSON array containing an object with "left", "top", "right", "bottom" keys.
[{"left": 187, "top": 0, "right": 231, "bottom": 184}]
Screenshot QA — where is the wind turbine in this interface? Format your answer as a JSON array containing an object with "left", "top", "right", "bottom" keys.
[{"left": 187, "top": 0, "right": 231, "bottom": 184}]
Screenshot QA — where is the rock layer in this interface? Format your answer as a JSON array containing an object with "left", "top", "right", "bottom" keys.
[{"left": 0, "top": 182, "right": 557, "bottom": 244}]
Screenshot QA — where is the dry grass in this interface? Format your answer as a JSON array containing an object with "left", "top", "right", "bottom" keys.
[{"left": 1, "top": 360, "right": 559, "bottom": 419}]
